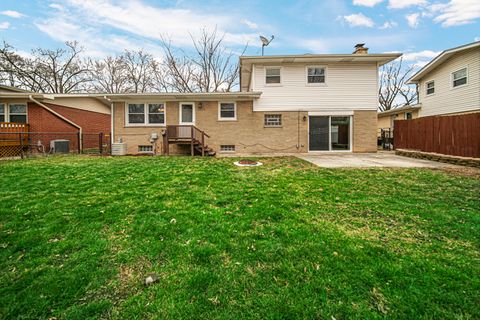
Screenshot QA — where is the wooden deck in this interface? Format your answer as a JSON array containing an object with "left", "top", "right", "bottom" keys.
[
  {"left": 163, "top": 125, "right": 215, "bottom": 156},
  {"left": 0, "top": 122, "right": 29, "bottom": 147}
]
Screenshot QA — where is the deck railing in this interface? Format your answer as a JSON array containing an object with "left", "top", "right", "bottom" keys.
[{"left": 0, "top": 122, "right": 29, "bottom": 147}]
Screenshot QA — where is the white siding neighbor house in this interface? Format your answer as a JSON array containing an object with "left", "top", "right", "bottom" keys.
[{"left": 407, "top": 41, "right": 480, "bottom": 117}]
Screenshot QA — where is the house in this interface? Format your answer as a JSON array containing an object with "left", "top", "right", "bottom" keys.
[
  {"left": 377, "top": 104, "right": 421, "bottom": 131},
  {"left": 109, "top": 45, "right": 399, "bottom": 155},
  {"left": 0, "top": 85, "right": 110, "bottom": 153},
  {"left": 406, "top": 41, "right": 480, "bottom": 117}
]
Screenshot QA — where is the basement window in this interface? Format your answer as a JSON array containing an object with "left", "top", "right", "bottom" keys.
[
  {"left": 264, "top": 114, "right": 282, "bottom": 127},
  {"left": 138, "top": 145, "right": 153, "bottom": 153},
  {"left": 220, "top": 145, "right": 235, "bottom": 152}
]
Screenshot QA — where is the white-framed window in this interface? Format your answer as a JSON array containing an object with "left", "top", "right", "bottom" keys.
[
  {"left": 426, "top": 80, "right": 435, "bottom": 95},
  {"left": 1, "top": 103, "right": 28, "bottom": 123},
  {"left": 220, "top": 145, "right": 235, "bottom": 152},
  {"left": 179, "top": 102, "right": 195, "bottom": 124},
  {"left": 306, "top": 66, "right": 326, "bottom": 84},
  {"left": 126, "top": 102, "right": 166, "bottom": 126},
  {"left": 0, "top": 104, "right": 5, "bottom": 122},
  {"left": 264, "top": 114, "right": 282, "bottom": 127},
  {"left": 265, "top": 67, "right": 281, "bottom": 84},
  {"left": 138, "top": 145, "right": 153, "bottom": 153},
  {"left": 405, "top": 112, "right": 413, "bottom": 120},
  {"left": 452, "top": 68, "right": 467, "bottom": 88},
  {"left": 218, "top": 102, "right": 236, "bottom": 121}
]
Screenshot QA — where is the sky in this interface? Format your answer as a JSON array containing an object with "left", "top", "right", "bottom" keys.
[{"left": 0, "top": 0, "right": 479, "bottom": 68}]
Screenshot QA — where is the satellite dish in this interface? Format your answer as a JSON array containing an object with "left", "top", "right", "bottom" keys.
[{"left": 259, "top": 35, "right": 274, "bottom": 55}]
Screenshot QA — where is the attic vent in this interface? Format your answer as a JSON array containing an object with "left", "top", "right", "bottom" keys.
[{"left": 353, "top": 43, "right": 369, "bottom": 54}]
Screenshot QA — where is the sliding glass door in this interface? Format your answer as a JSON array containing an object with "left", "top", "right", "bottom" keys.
[{"left": 309, "top": 116, "right": 351, "bottom": 151}]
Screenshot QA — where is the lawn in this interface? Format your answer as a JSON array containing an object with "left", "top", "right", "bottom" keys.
[{"left": 0, "top": 156, "right": 479, "bottom": 319}]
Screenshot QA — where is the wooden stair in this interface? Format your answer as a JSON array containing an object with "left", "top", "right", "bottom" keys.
[{"left": 163, "top": 125, "right": 215, "bottom": 156}]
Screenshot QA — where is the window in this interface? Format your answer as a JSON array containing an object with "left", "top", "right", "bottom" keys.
[
  {"left": 405, "top": 112, "right": 413, "bottom": 120},
  {"left": 264, "top": 114, "right": 282, "bottom": 127},
  {"left": 426, "top": 81, "right": 435, "bottom": 95},
  {"left": 307, "top": 67, "right": 326, "bottom": 84},
  {"left": 452, "top": 68, "right": 467, "bottom": 87},
  {"left": 220, "top": 145, "right": 235, "bottom": 152},
  {"left": 0, "top": 104, "right": 4, "bottom": 122},
  {"left": 265, "top": 67, "right": 281, "bottom": 84},
  {"left": 180, "top": 103, "right": 195, "bottom": 124},
  {"left": 8, "top": 104, "right": 27, "bottom": 123},
  {"left": 127, "top": 103, "right": 165, "bottom": 125},
  {"left": 218, "top": 102, "right": 236, "bottom": 120},
  {"left": 138, "top": 145, "right": 153, "bottom": 153}
]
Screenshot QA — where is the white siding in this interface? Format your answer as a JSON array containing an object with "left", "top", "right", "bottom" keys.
[
  {"left": 418, "top": 48, "right": 480, "bottom": 117},
  {"left": 252, "top": 62, "right": 378, "bottom": 112},
  {"left": 50, "top": 97, "right": 111, "bottom": 114}
]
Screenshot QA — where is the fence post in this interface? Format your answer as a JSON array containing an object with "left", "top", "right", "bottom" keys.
[
  {"left": 77, "top": 132, "right": 81, "bottom": 154},
  {"left": 19, "top": 132, "right": 24, "bottom": 159},
  {"left": 99, "top": 132, "right": 104, "bottom": 155}
]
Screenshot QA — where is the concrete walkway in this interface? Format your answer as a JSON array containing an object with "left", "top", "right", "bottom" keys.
[{"left": 297, "top": 152, "right": 458, "bottom": 168}]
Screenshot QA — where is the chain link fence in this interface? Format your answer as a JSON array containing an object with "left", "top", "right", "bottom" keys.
[{"left": 0, "top": 132, "right": 111, "bottom": 159}]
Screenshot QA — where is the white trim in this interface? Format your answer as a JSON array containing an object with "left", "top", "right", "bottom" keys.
[
  {"left": 451, "top": 66, "right": 468, "bottom": 89},
  {"left": 179, "top": 102, "right": 196, "bottom": 124},
  {"left": 6, "top": 103, "right": 28, "bottom": 123},
  {"left": 218, "top": 101, "right": 237, "bottom": 121},
  {"left": 305, "top": 65, "right": 327, "bottom": 86},
  {"left": 307, "top": 115, "right": 352, "bottom": 152},
  {"left": 264, "top": 66, "right": 282, "bottom": 86},
  {"left": 125, "top": 102, "right": 167, "bottom": 127},
  {"left": 308, "top": 111, "right": 354, "bottom": 116},
  {"left": 425, "top": 80, "right": 435, "bottom": 96}
]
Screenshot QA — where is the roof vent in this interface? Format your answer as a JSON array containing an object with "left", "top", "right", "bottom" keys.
[{"left": 353, "top": 43, "right": 368, "bottom": 54}]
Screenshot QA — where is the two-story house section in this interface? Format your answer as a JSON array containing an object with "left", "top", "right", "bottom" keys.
[
  {"left": 240, "top": 45, "right": 401, "bottom": 153},
  {"left": 407, "top": 41, "right": 480, "bottom": 117}
]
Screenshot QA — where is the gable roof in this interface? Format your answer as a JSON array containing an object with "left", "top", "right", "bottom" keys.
[
  {"left": 240, "top": 53, "right": 401, "bottom": 92},
  {"left": 378, "top": 104, "right": 421, "bottom": 117},
  {"left": 407, "top": 41, "right": 480, "bottom": 84}
]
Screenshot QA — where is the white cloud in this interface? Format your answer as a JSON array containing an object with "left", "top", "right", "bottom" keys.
[
  {"left": 379, "top": 20, "right": 398, "bottom": 29},
  {"left": 402, "top": 50, "right": 440, "bottom": 61},
  {"left": 0, "top": 22, "right": 10, "bottom": 29},
  {"left": 241, "top": 19, "right": 258, "bottom": 30},
  {"left": 296, "top": 39, "right": 330, "bottom": 53},
  {"left": 406, "top": 13, "right": 421, "bottom": 28},
  {"left": 341, "top": 13, "right": 375, "bottom": 27},
  {"left": 48, "top": 3, "right": 65, "bottom": 11},
  {"left": 353, "top": 0, "right": 383, "bottom": 7},
  {"left": 475, "top": 37, "right": 480, "bottom": 41},
  {"left": 0, "top": 10, "right": 25, "bottom": 18},
  {"left": 431, "top": 0, "right": 480, "bottom": 27},
  {"left": 388, "top": 0, "right": 427, "bottom": 9}
]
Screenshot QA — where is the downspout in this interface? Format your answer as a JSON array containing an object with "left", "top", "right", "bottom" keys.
[
  {"left": 110, "top": 100, "right": 114, "bottom": 144},
  {"left": 28, "top": 95, "right": 83, "bottom": 151}
]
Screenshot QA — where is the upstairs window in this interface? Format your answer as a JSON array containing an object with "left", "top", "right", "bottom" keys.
[
  {"left": 219, "top": 102, "right": 236, "bottom": 120},
  {"left": 264, "top": 114, "right": 282, "bottom": 127},
  {"left": 426, "top": 80, "right": 435, "bottom": 95},
  {"left": 405, "top": 112, "right": 413, "bottom": 120},
  {"left": 127, "top": 103, "right": 165, "bottom": 125},
  {"left": 0, "top": 104, "right": 4, "bottom": 122},
  {"left": 265, "top": 67, "right": 281, "bottom": 84},
  {"left": 452, "top": 68, "right": 467, "bottom": 87},
  {"left": 307, "top": 67, "right": 326, "bottom": 84},
  {"left": 8, "top": 104, "right": 27, "bottom": 123}
]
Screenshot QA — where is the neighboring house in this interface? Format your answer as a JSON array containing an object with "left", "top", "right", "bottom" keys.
[
  {"left": 0, "top": 85, "right": 110, "bottom": 151},
  {"left": 1, "top": 44, "right": 401, "bottom": 156},
  {"left": 377, "top": 104, "right": 421, "bottom": 132},
  {"left": 406, "top": 41, "right": 480, "bottom": 117}
]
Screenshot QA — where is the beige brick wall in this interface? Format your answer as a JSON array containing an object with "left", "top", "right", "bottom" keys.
[
  {"left": 353, "top": 110, "right": 378, "bottom": 153},
  {"left": 113, "top": 100, "right": 377, "bottom": 155}
]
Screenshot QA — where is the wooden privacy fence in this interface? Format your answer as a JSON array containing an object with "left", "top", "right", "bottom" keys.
[{"left": 394, "top": 113, "right": 480, "bottom": 158}]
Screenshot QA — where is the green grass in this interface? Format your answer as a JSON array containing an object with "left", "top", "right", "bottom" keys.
[{"left": 0, "top": 156, "right": 479, "bottom": 319}]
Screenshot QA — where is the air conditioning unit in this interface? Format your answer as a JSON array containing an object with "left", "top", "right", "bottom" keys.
[
  {"left": 111, "top": 143, "right": 127, "bottom": 156},
  {"left": 50, "top": 139, "right": 70, "bottom": 153}
]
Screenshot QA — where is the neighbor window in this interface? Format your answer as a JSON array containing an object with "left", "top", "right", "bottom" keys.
[
  {"left": 8, "top": 104, "right": 27, "bottom": 123},
  {"left": 219, "top": 102, "right": 236, "bottom": 120},
  {"left": 426, "top": 80, "right": 435, "bottom": 95},
  {"left": 307, "top": 67, "right": 326, "bottom": 84},
  {"left": 264, "top": 114, "right": 282, "bottom": 127},
  {"left": 220, "top": 145, "right": 235, "bottom": 152},
  {"left": 127, "top": 103, "right": 165, "bottom": 125},
  {"left": 405, "top": 112, "right": 413, "bottom": 120},
  {"left": 138, "top": 145, "right": 153, "bottom": 153},
  {"left": 0, "top": 104, "right": 4, "bottom": 122},
  {"left": 265, "top": 67, "right": 281, "bottom": 84},
  {"left": 452, "top": 68, "right": 467, "bottom": 87}
]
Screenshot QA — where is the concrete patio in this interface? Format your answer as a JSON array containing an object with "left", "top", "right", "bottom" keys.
[{"left": 297, "top": 152, "right": 458, "bottom": 168}]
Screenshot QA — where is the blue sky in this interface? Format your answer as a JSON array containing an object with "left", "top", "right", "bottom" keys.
[{"left": 0, "top": 0, "right": 479, "bottom": 67}]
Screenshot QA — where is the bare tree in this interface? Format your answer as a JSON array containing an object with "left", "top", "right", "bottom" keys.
[
  {"left": 0, "top": 41, "right": 91, "bottom": 93},
  {"left": 123, "top": 50, "right": 157, "bottom": 93},
  {"left": 88, "top": 56, "right": 129, "bottom": 93},
  {"left": 378, "top": 57, "right": 417, "bottom": 111},
  {"left": 160, "top": 28, "right": 247, "bottom": 92}
]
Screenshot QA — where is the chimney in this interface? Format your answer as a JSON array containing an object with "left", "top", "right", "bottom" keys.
[{"left": 353, "top": 43, "right": 368, "bottom": 54}]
